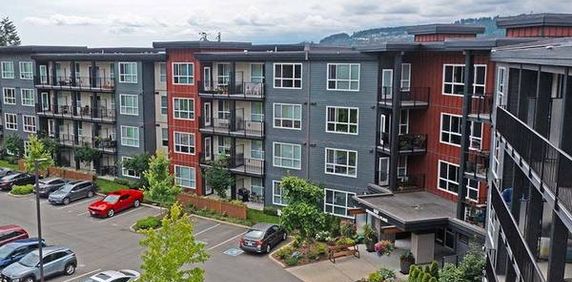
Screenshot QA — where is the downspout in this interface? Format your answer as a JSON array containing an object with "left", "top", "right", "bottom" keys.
[{"left": 304, "top": 44, "right": 311, "bottom": 180}]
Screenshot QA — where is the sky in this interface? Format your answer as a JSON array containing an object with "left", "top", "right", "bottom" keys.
[{"left": 3, "top": 0, "right": 572, "bottom": 47}]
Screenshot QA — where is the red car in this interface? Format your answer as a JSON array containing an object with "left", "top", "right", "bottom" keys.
[
  {"left": 0, "top": 225, "right": 29, "bottom": 246},
  {"left": 88, "top": 189, "right": 144, "bottom": 218}
]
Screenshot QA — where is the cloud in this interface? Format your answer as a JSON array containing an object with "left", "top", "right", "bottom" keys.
[{"left": 24, "top": 14, "right": 103, "bottom": 26}]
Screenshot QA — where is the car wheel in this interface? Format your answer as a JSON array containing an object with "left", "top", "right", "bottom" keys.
[
  {"left": 63, "top": 197, "right": 70, "bottom": 205},
  {"left": 64, "top": 263, "right": 76, "bottom": 275},
  {"left": 23, "top": 277, "right": 34, "bottom": 282},
  {"left": 282, "top": 233, "right": 287, "bottom": 241},
  {"left": 87, "top": 191, "right": 94, "bottom": 198},
  {"left": 134, "top": 199, "right": 141, "bottom": 208},
  {"left": 266, "top": 244, "right": 271, "bottom": 253},
  {"left": 107, "top": 209, "right": 115, "bottom": 217}
]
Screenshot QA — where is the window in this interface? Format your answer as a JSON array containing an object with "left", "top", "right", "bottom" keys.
[
  {"left": 173, "top": 98, "right": 194, "bottom": 120},
  {"left": 161, "top": 128, "right": 168, "bottom": 147},
  {"left": 39, "top": 65, "right": 48, "bottom": 84},
  {"left": 272, "top": 181, "right": 288, "bottom": 206},
  {"left": 443, "top": 64, "right": 465, "bottom": 95},
  {"left": 19, "top": 62, "right": 33, "bottom": 80},
  {"left": 217, "top": 101, "right": 230, "bottom": 120},
  {"left": 324, "top": 188, "right": 356, "bottom": 217},
  {"left": 120, "top": 94, "right": 138, "bottom": 115},
  {"left": 120, "top": 126, "right": 139, "bottom": 147},
  {"left": 172, "top": 63, "right": 194, "bottom": 85},
  {"left": 251, "top": 64, "right": 264, "bottom": 83},
  {"left": 122, "top": 157, "right": 140, "bottom": 178},
  {"left": 175, "top": 165, "right": 196, "bottom": 189},
  {"left": 216, "top": 63, "right": 230, "bottom": 86},
  {"left": 325, "top": 148, "right": 357, "bottom": 177},
  {"left": 160, "top": 95, "right": 167, "bottom": 115},
  {"left": 469, "top": 122, "right": 483, "bottom": 150},
  {"left": 473, "top": 65, "right": 486, "bottom": 95},
  {"left": 217, "top": 137, "right": 231, "bottom": 156},
  {"left": 251, "top": 102, "right": 264, "bottom": 122},
  {"left": 381, "top": 69, "right": 393, "bottom": 97},
  {"left": 251, "top": 178, "right": 264, "bottom": 198},
  {"left": 273, "top": 142, "right": 301, "bottom": 169},
  {"left": 251, "top": 140, "right": 264, "bottom": 160},
  {"left": 496, "top": 67, "right": 506, "bottom": 107},
  {"left": 274, "top": 63, "right": 302, "bottom": 89},
  {"left": 23, "top": 115, "right": 36, "bottom": 133},
  {"left": 327, "top": 63, "right": 360, "bottom": 91},
  {"left": 47, "top": 119, "right": 55, "bottom": 137},
  {"left": 399, "top": 110, "right": 409, "bottom": 134},
  {"left": 174, "top": 132, "right": 195, "bottom": 154},
  {"left": 159, "top": 63, "right": 166, "bottom": 82},
  {"left": 438, "top": 160, "right": 459, "bottom": 194},
  {"left": 273, "top": 103, "right": 301, "bottom": 129},
  {"left": 4, "top": 113, "right": 17, "bottom": 130},
  {"left": 326, "top": 106, "right": 358, "bottom": 134},
  {"left": 119, "top": 62, "right": 138, "bottom": 83},
  {"left": 3, "top": 88, "right": 15, "bottom": 105},
  {"left": 440, "top": 114, "right": 462, "bottom": 146},
  {"left": 401, "top": 63, "right": 411, "bottom": 91},
  {"left": 492, "top": 136, "right": 501, "bottom": 177},
  {"left": 1, "top": 61, "right": 14, "bottom": 79},
  {"left": 466, "top": 179, "right": 479, "bottom": 201}
]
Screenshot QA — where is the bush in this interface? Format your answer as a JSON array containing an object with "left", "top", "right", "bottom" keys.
[
  {"left": 378, "top": 267, "right": 396, "bottom": 280},
  {"left": 314, "top": 242, "right": 327, "bottom": 255},
  {"left": 307, "top": 242, "right": 327, "bottom": 260},
  {"left": 314, "top": 230, "right": 330, "bottom": 242},
  {"left": 340, "top": 221, "right": 356, "bottom": 238},
  {"left": 263, "top": 206, "right": 278, "bottom": 216},
  {"left": 335, "top": 237, "right": 355, "bottom": 246},
  {"left": 284, "top": 256, "right": 299, "bottom": 266},
  {"left": 11, "top": 184, "right": 34, "bottom": 195},
  {"left": 134, "top": 216, "right": 162, "bottom": 230},
  {"left": 368, "top": 271, "right": 383, "bottom": 282},
  {"left": 114, "top": 178, "right": 139, "bottom": 189},
  {"left": 275, "top": 246, "right": 294, "bottom": 260}
]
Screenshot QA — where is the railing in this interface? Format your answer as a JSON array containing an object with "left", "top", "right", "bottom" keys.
[
  {"left": 465, "top": 150, "right": 489, "bottom": 180},
  {"left": 470, "top": 94, "right": 493, "bottom": 120},
  {"left": 236, "top": 186, "right": 265, "bottom": 204},
  {"left": 201, "top": 117, "right": 264, "bottom": 137},
  {"left": 35, "top": 75, "right": 115, "bottom": 90},
  {"left": 379, "top": 133, "right": 427, "bottom": 153},
  {"left": 396, "top": 173, "right": 425, "bottom": 191},
  {"left": 198, "top": 80, "right": 265, "bottom": 98},
  {"left": 36, "top": 104, "right": 116, "bottom": 122},
  {"left": 463, "top": 200, "right": 487, "bottom": 228},
  {"left": 100, "top": 166, "right": 118, "bottom": 177},
  {"left": 235, "top": 119, "right": 264, "bottom": 137},
  {"left": 378, "top": 86, "right": 430, "bottom": 107},
  {"left": 201, "top": 117, "right": 231, "bottom": 133},
  {"left": 54, "top": 134, "right": 117, "bottom": 152},
  {"left": 230, "top": 154, "right": 264, "bottom": 175},
  {"left": 496, "top": 106, "right": 572, "bottom": 214}
]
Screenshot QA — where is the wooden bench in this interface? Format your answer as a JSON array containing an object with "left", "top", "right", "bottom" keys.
[{"left": 328, "top": 244, "right": 360, "bottom": 263}]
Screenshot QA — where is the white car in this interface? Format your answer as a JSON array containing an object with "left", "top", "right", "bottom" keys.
[{"left": 83, "top": 269, "right": 140, "bottom": 282}]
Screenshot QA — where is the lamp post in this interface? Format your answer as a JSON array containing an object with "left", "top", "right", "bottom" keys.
[{"left": 34, "top": 158, "right": 47, "bottom": 282}]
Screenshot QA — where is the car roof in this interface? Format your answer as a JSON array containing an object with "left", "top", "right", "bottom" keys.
[
  {"left": 250, "top": 223, "right": 276, "bottom": 231},
  {"left": 29, "top": 246, "right": 71, "bottom": 256},
  {"left": 0, "top": 224, "right": 24, "bottom": 232},
  {"left": 90, "top": 270, "right": 130, "bottom": 281},
  {"left": 43, "top": 177, "right": 63, "bottom": 182},
  {"left": 6, "top": 238, "right": 40, "bottom": 246}
]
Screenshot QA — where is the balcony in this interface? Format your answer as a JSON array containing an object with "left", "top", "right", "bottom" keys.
[
  {"left": 464, "top": 150, "right": 489, "bottom": 181},
  {"left": 200, "top": 153, "right": 264, "bottom": 177},
  {"left": 378, "top": 87, "right": 430, "bottom": 109},
  {"left": 200, "top": 117, "right": 264, "bottom": 139},
  {"left": 35, "top": 75, "right": 115, "bottom": 92},
  {"left": 198, "top": 80, "right": 264, "bottom": 100},
  {"left": 395, "top": 173, "right": 426, "bottom": 192},
  {"left": 468, "top": 94, "right": 493, "bottom": 122},
  {"left": 55, "top": 134, "right": 117, "bottom": 153},
  {"left": 378, "top": 133, "right": 427, "bottom": 155},
  {"left": 37, "top": 104, "right": 116, "bottom": 123}
]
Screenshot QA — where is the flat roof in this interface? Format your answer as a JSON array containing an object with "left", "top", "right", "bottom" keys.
[
  {"left": 0, "top": 45, "right": 87, "bottom": 54},
  {"left": 32, "top": 52, "right": 165, "bottom": 62},
  {"left": 152, "top": 40, "right": 252, "bottom": 50},
  {"left": 194, "top": 49, "right": 377, "bottom": 62},
  {"left": 497, "top": 13, "right": 572, "bottom": 28},
  {"left": 406, "top": 24, "right": 485, "bottom": 35},
  {"left": 492, "top": 38, "right": 572, "bottom": 67}
]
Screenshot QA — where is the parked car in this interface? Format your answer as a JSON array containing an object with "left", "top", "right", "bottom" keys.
[
  {"left": 36, "top": 178, "right": 67, "bottom": 198},
  {"left": 0, "top": 173, "right": 35, "bottom": 191},
  {"left": 88, "top": 189, "right": 143, "bottom": 218},
  {"left": 239, "top": 223, "right": 287, "bottom": 253},
  {"left": 0, "top": 246, "right": 77, "bottom": 282},
  {"left": 0, "top": 225, "right": 28, "bottom": 247},
  {"left": 83, "top": 269, "right": 140, "bottom": 282},
  {"left": 0, "top": 169, "right": 14, "bottom": 178},
  {"left": 0, "top": 238, "right": 46, "bottom": 270},
  {"left": 48, "top": 181, "right": 96, "bottom": 205}
]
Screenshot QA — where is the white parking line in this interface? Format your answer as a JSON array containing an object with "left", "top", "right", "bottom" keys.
[
  {"left": 207, "top": 232, "right": 246, "bottom": 251},
  {"left": 76, "top": 211, "right": 90, "bottom": 216},
  {"left": 61, "top": 268, "right": 102, "bottom": 282},
  {"left": 194, "top": 223, "right": 220, "bottom": 236},
  {"left": 56, "top": 197, "right": 100, "bottom": 210},
  {"left": 97, "top": 206, "right": 146, "bottom": 223}
]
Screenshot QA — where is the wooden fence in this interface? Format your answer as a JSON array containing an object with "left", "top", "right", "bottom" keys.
[{"left": 177, "top": 193, "right": 247, "bottom": 220}]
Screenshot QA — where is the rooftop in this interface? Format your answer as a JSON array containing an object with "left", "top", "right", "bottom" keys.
[
  {"left": 497, "top": 13, "right": 572, "bottom": 28},
  {"left": 0, "top": 45, "right": 87, "bottom": 54},
  {"left": 152, "top": 40, "right": 252, "bottom": 50},
  {"left": 492, "top": 38, "right": 572, "bottom": 66},
  {"left": 406, "top": 24, "right": 485, "bottom": 35}
]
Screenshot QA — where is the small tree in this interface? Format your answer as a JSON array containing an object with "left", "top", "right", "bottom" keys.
[
  {"left": 3, "top": 134, "right": 24, "bottom": 159},
  {"left": 23, "top": 134, "right": 54, "bottom": 173},
  {"left": 40, "top": 136, "right": 59, "bottom": 161},
  {"left": 143, "top": 152, "right": 181, "bottom": 206},
  {"left": 140, "top": 202, "right": 208, "bottom": 281},
  {"left": 122, "top": 153, "right": 151, "bottom": 185},
  {"left": 279, "top": 176, "right": 325, "bottom": 239},
  {"left": 202, "top": 155, "right": 234, "bottom": 199},
  {"left": 74, "top": 146, "right": 101, "bottom": 165},
  {"left": 0, "top": 17, "right": 21, "bottom": 46}
]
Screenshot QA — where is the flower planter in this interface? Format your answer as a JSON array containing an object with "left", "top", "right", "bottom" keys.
[
  {"left": 365, "top": 240, "right": 376, "bottom": 252},
  {"left": 400, "top": 259, "right": 414, "bottom": 274}
]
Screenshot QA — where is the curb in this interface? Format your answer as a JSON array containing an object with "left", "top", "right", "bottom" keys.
[
  {"left": 268, "top": 240, "right": 293, "bottom": 268},
  {"left": 8, "top": 192, "right": 33, "bottom": 198},
  {"left": 190, "top": 214, "right": 251, "bottom": 229}
]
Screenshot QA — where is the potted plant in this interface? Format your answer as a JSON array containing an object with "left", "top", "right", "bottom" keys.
[
  {"left": 374, "top": 240, "right": 394, "bottom": 257},
  {"left": 399, "top": 250, "right": 415, "bottom": 274},
  {"left": 363, "top": 224, "right": 377, "bottom": 252}
]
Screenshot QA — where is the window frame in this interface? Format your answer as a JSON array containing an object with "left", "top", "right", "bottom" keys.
[
  {"left": 20, "top": 89, "right": 35, "bottom": 106},
  {"left": 22, "top": 115, "right": 36, "bottom": 133},
  {"left": 324, "top": 188, "right": 356, "bottom": 218},
  {"left": 159, "top": 62, "right": 167, "bottom": 82},
  {"left": 326, "top": 63, "right": 360, "bottom": 91},
  {"left": 160, "top": 95, "right": 168, "bottom": 115},
  {"left": 173, "top": 131, "right": 195, "bottom": 155},
  {"left": 19, "top": 61, "right": 33, "bottom": 80},
  {"left": 442, "top": 64, "right": 465, "bottom": 96},
  {"left": 1, "top": 61, "right": 14, "bottom": 79},
  {"left": 251, "top": 140, "right": 264, "bottom": 160},
  {"left": 161, "top": 128, "right": 168, "bottom": 147},
  {"left": 121, "top": 156, "right": 140, "bottom": 179},
  {"left": 325, "top": 106, "right": 359, "bottom": 135},
  {"left": 3, "top": 87, "right": 16, "bottom": 105},
  {"left": 273, "top": 63, "right": 302, "bottom": 89},
  {"left": 173, "top": 98, "right": 195, "bottom": 120},
  {"left": 273, "top": 103, "right": 302, "bottom": 130},
  {"left": 496, "top": 67, "right": 506, "bottom": 107},
  {"left": 119, "top": 94, "right": 139, "bottom": 116},
  {"left": 4, "top": 113, "right": 17, "bottom": 130},
  {"left": 440, "top": 113, "right": 463, "bottom": 147},
  {"left": 172, "top": 62, "right": 195, "bottom": 85},
  {"left": 437, "top": 160, "right": 460, "bottom": 195},
  {"left": 118, "top": 62, "right": 138, "bottom": 84},
  {"left": 272, "top": 180, "right": 288, "bottom": 206},
  {"left": 174, "top": 165, "right": 196, "bottom": 189},
  {"left": 324, "top": 147, "right": 358, "bottom": 178},
  {"left": 272, "top": 142, "right": 302, "bottom": 170},
  {"left": 120, "top": 126, "right": 140, "bottom": 148},
  {"left": 401, "top": 63, "right": 411, "bottom": 91},
  {"left": 251, "top": 102, "right": 264, "bottom": 122}
]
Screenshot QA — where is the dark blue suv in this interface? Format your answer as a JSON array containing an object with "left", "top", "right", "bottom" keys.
[{"left": 0, "top": 238, "right": 45, "bottom": 270}]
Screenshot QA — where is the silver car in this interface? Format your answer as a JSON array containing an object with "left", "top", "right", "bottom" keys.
[
  {"left": 84, "top": 269, "right": 140, "bottom": 282},
  {"left": 0, "top": 246, "right": 77, "bottom": 282},
  {"left": 48, "top": 181, "right": 96, "bottom": 205}
]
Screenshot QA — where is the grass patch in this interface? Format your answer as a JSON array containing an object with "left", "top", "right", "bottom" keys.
[
  {"left": 185, "top": 205, "right": 281, "bottom": 226},
  {"left": 134, "top": 216, "right": 162, "bottom": 231},
  {"left": 96, "top": 178, "right": 128, "bottom": 194},
  {"left": 247, "top": 208, "right": 280, "bottom": 224},
  {"left": 0, "top": 159, "right": 20, "bottom": 171},
  {"left": 11, "top": 184, "right": 34, "bottom": 195}
]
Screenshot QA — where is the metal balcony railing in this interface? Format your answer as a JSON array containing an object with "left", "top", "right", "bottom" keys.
[
  {"left": 35, "top": 75, "right": 115, "bottom": 91},
  {"left": 198, "top": 80, "right": 265, "bottom": 99},
  {"left": 378, "top": 86, "right": 430, "bottom": 108},
  {"left": 200, "top": 117, "right": 264, "bottom": 137},
  {"left": 396, "top": 173, "right": 425, "bottom": 191},
  {"left": 469, "top": 94, "right": 493, "bottom": 121},
  {"left": 36, "top": 104, "right": 116, "bottom": 122},
  {"left": 199, "top": 152, "right": 264, "bottom": 176},
  {"left": 465, "top": 150, "right": 489, "bottom": 180},
  {"left": 54, "top": 134, "right": 117, "bottom": 152},
  {"left": 379, "top": 132, "right": 427, "bottom": 153}
]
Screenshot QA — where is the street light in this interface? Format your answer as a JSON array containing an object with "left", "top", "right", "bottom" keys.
[{"left": 34, "top": 158, "right": 48, "bottom": 282}]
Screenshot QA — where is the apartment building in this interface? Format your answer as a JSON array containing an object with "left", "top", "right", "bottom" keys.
[
  {"left": 155, "top": 61, "right": 168, "bottom": 153},
  {"left": 485, "top": 14, "right": 572, "bottom": 282}
]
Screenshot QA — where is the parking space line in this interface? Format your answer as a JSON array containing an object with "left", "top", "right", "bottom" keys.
[
  {"left": 97, "top": 206, "right": 147, "bottom": 223},
  {"left": 207, "top": 232, "right": 246, "bottom": 251},
  {"left": 61, "top": 268, "right": 102, "bottom": 282},
  {"left": 56, "top": 197, "right": 101, "bottom": 210},
  {"left": 194, "top": 223, "right": 220, "bottom": 236},
  {"left": 76, "top": 211, "right": 90, "bottom": 216}
]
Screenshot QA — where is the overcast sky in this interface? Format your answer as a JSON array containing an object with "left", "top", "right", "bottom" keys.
[{"left": 4, "top": 0, "right": 572, "bottom": 47}]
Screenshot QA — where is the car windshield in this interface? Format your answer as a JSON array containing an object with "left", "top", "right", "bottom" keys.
[
  {"left": 19, "top": 252, "right": 39, "bottom": 267},
  {"left": 58, "top": 183, "right": 75, "bottom": 193},
  {"left": 0, "top": 245, "right": 17, "bottom": 259},
  {"left": 103, "top": 195, "right": 120, "bottom": 204},
  {"left": 245, "top": 229, "right": 264, "bottom": 239},
  {"left": 2, "top": 174, "right": 20, "bottom": 181}
]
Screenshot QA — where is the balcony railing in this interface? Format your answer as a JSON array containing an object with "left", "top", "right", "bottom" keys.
[
  {"left": 396, "top": 173, "right": 425, "bottom": 191},
  {"left": 35, "top": 75, "right": 115, "bottom": 91},
  {"left": 378, "top": 87, "right": 430, "bottom": 108},
  {"left": 497, "top": 106, "right": 572, "bottom": 215},
  {"left": 198, "top": 80, "right": 265, "bottom": 99},
  {"left": 200, "top": 117, "right": 264, "bottom": 138},
  {"left": 469, "top": 94, "right": 493, "bottom": 121},
  {"left": 36, "top": 104, "right": 116, "bottom": 122},
  {"left": 101, "top": 166, "right": 118, "bottom": 177},
  {"left": 465, "top": 150, "right": 489, "bottom": 180},
  {"left": 379, "top": 132, "right": 427, "bottom": 153},
  {"left": 54, "top": 134, "right": 117, "bottom": 152},
  {"left": 199, "top": 153, "right": 264, "bottom": 176}
]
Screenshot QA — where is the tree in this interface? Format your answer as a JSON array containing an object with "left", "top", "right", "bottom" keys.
[
  {"left": 0, "top": 17, "right": 21, "bottom": 46},
  {"left": 3, "top": 134, "right": 24, "bottom": 159},
  {"left": 279, "top": 176, "right": 325, "bottom": 239},
  {"left": 202, "top": 155, "right": 234, "bottom": 199},
  {"left": 23, "top": 134, "right": 54, "bottom": 173},
  {"left": 457, "top": 241, "right": 485, "bottom": 281},
  {"left": 40, "top": 136, "right": 59, "bottom": 162},
  {"left": 139, "top": 202, "right": 208, "bottom": 282},
  {"left": 122, "top": 153, "right": 151, "bottom": 185},
  {"left": 143, "top": 152, "right": 181, "bottom": 206},
  {"left": 74, "top": 146, "right": 101, "bottom": 164}
]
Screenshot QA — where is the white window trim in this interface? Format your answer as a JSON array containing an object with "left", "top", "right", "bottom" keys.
[
  {"left": 173, "top": 131, "right": 195, "bottom": 155},
  {"left": 272, "top": 103, "right": 302, "bottom": 130},
  {"left": 4, "top": 113, "right": 17, "bottom": 131},
  {"left": 469, "top": 121, "right": 484, "bottom": 151},
  {"left": 473, "top": 64, "right": 487, "bottom": 95},
  {"left": 466, "top": 179, "right": 480, "bottom": 202},
  {"left": 401, "top": 63, "right": 411, "bottom": 91},
  {"left": 324, "top": 187, "right": 356, "bottom": 218},
  {"left": 120, "top": 125, "right": 140, "bottom": 148},
  {"left": 3, "top": 87, "right": 16, "bottom": 105},
  {"left": 442, "top": 64, "right": 488, "bottom": 96},
  {"left": 174, "top": 165, "right": 196, "bottom": 189},
  {"left": 496, "top": 66, "right": 506, "bottom": 107},
  {"left": 172, "top": 97, "right": 195, "bottom": 120},
  {"left": 324, "top": 147, "right": 358, "bottom": 178},
  {"left": 273, "top": 63, "right": 303, "bottom": 89},
  {"left": 1, "top": 61, "right": 14, "bottom": 79},
  {"left": 325, "top": 106, "right": 359, "bottom": 135},
  {"left": 121, "top": 156, "right": 140, "bottom": 179},
  {"left": 19, "top": 61, "right": 33, "bottom": 80},
  {"left": 440, "top": 113, "right": 462, "bottom": 147},
  {"left": 172, "top": 62, "right": 195, "bottom": 85},
  {"left": 437, "top": 160, "right": 460, "bottom": 196},
  {"left": 118, "top": 62, "right": 138, "bottom": 84},
  {"left": 20, "top": 89, "right": 35, "bottom": 107},
  {"left": 160, "top": 95, "right": 168, "bottom": 116},
  {"left": 272, "top": 142, "right": 302, "bottom": 170},
  {"left": 326, "top": 63, "right": 360, "bottom": 92},
  {"left": 119, "top": 94, "right": 139, "bottom": 116},
  {"left": 442, "top": 64, "right": 465, "bottom": 96},
  {"left": 272, "top": 180, "right": 287, "bottom": 206},
  {"left": 22, "top": 115, "right": 36, "bottom": 133}
]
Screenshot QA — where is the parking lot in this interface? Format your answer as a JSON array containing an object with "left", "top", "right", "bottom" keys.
[{"left": 0, "top": 190, "right": 299, "bottom": 282}]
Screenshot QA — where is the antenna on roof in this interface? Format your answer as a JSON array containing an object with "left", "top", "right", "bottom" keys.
[
  {"left": 216, "top": 32, "right": 221, "bottom": 42},
  {"left": 199, "top": 32, "right": 208, "bottom": 41}
]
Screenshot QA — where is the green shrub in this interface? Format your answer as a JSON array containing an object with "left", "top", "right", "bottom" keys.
[
  {"left": 114, "top": 178, "right": 139, "bottom": 189},
  {"left": 284, "top": 256, "right": 299, "bottom": 266},
  {"left": 368, "top": 271, "right": 383, "bottom": 282},
  {"left": 335, "top": 237, "right": 355, "bottom": 246},
  {"left": 275, "top": 246, "right": 294, "bottom": 260},
  {"left": 378, "top": 267, "right": 396, "bottom": 280},
  {"left": 11, "top": 184, "right": 34, "bottom": 195},
  {"left": 340, "top": 221, "right": 356, "bottom": 238},
  {"left": 134, "top": 216, "right": 162, "bottom": 230},
  {"left": 314, "top": 242, "right": 327, "bottom": 255},
  {"left": 263, "top": 206, "right": 278, "bottom": 216}
]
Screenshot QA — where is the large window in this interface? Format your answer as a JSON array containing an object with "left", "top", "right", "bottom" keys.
[
  {"left": 326, "top": 106, "right": 358, "bottom": 134},
  {"left": 273, "top": 103, "right": 301, "bottom": 129},
  {"left": 22, "top": 115, "right": 36, "bottom": 133},
  {"left": 175, "top": 165, "right": 196, "bottom": 189},
  {"left": 274, "top": 63, "right": 302, "bottom": 89},
  {"left": 401, "top": 63, "right": 411, "bottom": 91},
  {"left": 466, "top": 179, "right": 480, "bottom": 201},
  {"left": 250, "top": 64, "right": 264, "bottom": 83},
  {"left": 173, "top": 98, "right": 194, "bottom": 120},
  {"left": 159, "top": 63, "right": 166, "bottom": 82},
  {"left": 251, "top": 140, "right": 264, "bottom": 160},
  {"left": 1, "top": 61, "right": 14, "bottom": 79},
  {"left": 325, "top": 148, "right": 357, "bottom": 177},
  {"left": 19, "top": 62, "right": 33, "bottom": 80},
  {"left": 440, "top": 113, "right": 462, "bottom": 146},
  {"left": 216, "top": 63, "right": 230, "bottom": 86},
  {"left": 443, "top": 64, "right": 487, "bottom": 95},
  {"left": 273, "top": 142, "right": 301, "bottom": 169},
  {"left": 3, "top": 88, "right": 15, "bottom": 105},
  {"left": 251, "top": 102, "right": 264, "bottom": 122},
  {"left": 120, "top": 94, "right": 139, "bottom": 115},
  {"left": 492, "top": 136, "right": 501, "bottom": 177},
  {"left": 496, "top": 67, "right": 506, "bottom": 107},
  {"left": 469, "top": 122, "right": 483, "bottom": 150},
  {"left": 122, "top": 157, "right": 140, "bottom": 179},
  {"left": 120, "top": 126, "right": 140, "bottom": 147},
  {"left": 119, "top": 62, "right": 138, "bottom": 83},
  {"left": 327, "top": 63, "right": 360, "bottom": 91},
  {"left": 161, "top": 128, "right": 168, "bottom": 147},
  {"left": 324, "top": 188, "right": 356, "bottom": 218},
  {"left": 4, "top": 113, "right": 17, "bottom": 130},
  {"left": 172, "top": 63, "right": 194, "bottom": 85},
  {"left": 21, "top": 89, "right": 35, "bottom": 106},
  {"left": 438, "top": 160, "right": 459, "bottom": 194},
  {"left": 217, "top": 100, "right": 230, "bottom": 120},
  {"left": 473, "top": 65, "right": 486, "bottom": 95},
  {"left": 217, "top": 137, "right": 231, "bottom": 156},
  {"left": 160, "top": 95, "right": 168, "bottom": 115},
  {"left": 174, "top": 132, "right": 195, "bottom": 154},
  {"left": 272, "top": 181, "right": 288, "bottom": 206}
]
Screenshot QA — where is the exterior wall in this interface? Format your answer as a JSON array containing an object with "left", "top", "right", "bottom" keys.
[
  {"left": 154, "top": 62, "right": 168, "bottom": 153},
  {"left": 414, "top": 34, "right": 476, "bottom": 42},
  {"left": 506, "top": 26, "right": 572, "bottom": 37}
]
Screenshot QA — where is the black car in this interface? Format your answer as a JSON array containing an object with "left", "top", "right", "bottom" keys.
[
  {"left": 0, "top": 173, "right": 35, "bottom": 191},
  {"left": 36, "top": 178, "right": 66, "bottom": 198},
  {"left": 239, "top": 223, "right": 287, "bottom": 253}
]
